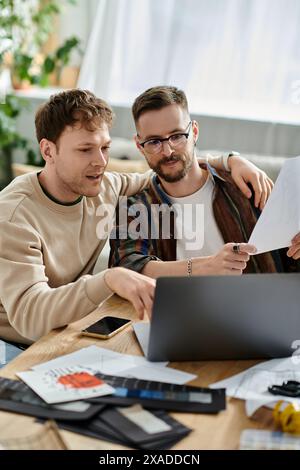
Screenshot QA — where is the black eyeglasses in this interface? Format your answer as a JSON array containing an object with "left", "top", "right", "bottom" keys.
[{"left": 139, "top": 121, "right": 192, "bottom": 155}]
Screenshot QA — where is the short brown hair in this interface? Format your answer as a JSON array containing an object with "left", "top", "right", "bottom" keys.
[
  {"left": 35, "top": 89, "right": 114, "bottom": 144},
  {"left": 132, "top": 86, "right": 189, "bottom": 123}
]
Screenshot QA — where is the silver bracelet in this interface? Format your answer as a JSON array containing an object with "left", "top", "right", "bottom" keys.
[{"left": 187, "top": 258, "right": 193, "bottom": 277}]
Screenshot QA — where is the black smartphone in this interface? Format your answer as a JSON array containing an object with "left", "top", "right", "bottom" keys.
[{"left": 81, "top": 316, "right": 132, "bottom": 340}]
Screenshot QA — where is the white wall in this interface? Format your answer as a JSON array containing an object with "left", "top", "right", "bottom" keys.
[{"left": 14, "top": 91, "right": 300, "bottom": 165}]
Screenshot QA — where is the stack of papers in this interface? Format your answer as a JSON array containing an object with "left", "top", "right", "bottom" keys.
[
  {"left": 31, "top": 345, "right": 196, "bottom": 384},
  {"left": 211, "top": 356, "right": 300, "bottom": 416},
  {"left": 12, "top": 345, "right": 197, "bottom": 449},
  {"left": 17, "top": 345, "right": 196, "bottom": 405}
]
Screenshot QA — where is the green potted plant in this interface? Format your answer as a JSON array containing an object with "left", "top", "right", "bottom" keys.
[
  {"left": 1, "top": 0, "right": 81, "bottom": 88},
  {"left": 0, "top": 0, "right": 81, "bottom": 187},
  {"left": 0, "top": 94, "right": 42, "bottom": 189}
]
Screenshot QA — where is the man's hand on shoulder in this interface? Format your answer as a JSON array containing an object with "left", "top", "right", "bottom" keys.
[
  {"left": 228, "top": 155, "right": 274, "bottom": 210},
  {"left": 104, "top": 267, "right": 156, "bottom": 319}
]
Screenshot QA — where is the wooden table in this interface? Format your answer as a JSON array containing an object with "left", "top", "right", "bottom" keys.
[{"left": 0, "top": 295, "right": 274, "bottom": 450}]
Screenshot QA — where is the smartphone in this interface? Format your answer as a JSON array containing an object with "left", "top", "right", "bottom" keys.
[{"left": 81, "top": 316, "right": 132, "bottom": 340}]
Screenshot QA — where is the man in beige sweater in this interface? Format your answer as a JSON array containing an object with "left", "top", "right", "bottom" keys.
[{"left": 0, "top": 89, "right": 272, "bottom": 349}]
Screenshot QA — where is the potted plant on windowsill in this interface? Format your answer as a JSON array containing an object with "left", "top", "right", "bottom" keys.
[
  {"left": 0, "top": 94, "right": 42, "bottom": 189},
  {"left": 1, "top": 0, "right": 81, "bottom": 90},
  {"left": 8, "top": 36, "right": 81, "bottom": 90},
  {"left": 0, "top": 0, "right": 82, "bottom": 187}
]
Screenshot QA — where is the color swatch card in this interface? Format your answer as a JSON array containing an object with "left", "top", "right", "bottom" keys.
[
  {"left": 89, "top": 373, "right": 226, "bottom": 413},
  {"left": 17, "top": 365, "right": 114, "bottom": 404},
  {"left": 240, "top": 429, "right": 300, "bottom": 450}
]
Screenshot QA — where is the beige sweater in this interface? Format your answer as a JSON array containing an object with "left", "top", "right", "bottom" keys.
[{"left": 0, "top": 170, "right": 151, "bottom": 344}]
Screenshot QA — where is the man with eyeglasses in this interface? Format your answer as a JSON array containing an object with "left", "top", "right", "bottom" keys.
[
  {"left": 109, "top": 86, "right": 300, "bottom": 281},
  {"left": 0, "top": 88, "right": 272, "bottom": 351}
]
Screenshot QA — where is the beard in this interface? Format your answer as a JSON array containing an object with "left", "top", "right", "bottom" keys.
[{"left": 148, "top": 153, "right": 193, "bottom": 183}]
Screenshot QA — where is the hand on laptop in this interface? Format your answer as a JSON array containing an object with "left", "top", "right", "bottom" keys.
[
  {"left": 194, "top": 243, "right": 257, "bottom": 275},
  {"left": 287, "top": 233, "right": 300, "bottom": 260},
  {"left": 104, "top": 267, "right": 156, "bottom": 319}
]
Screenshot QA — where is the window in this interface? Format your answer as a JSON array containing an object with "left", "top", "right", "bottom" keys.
[{"left": 79, "top": 0, "right": 300, "bottom": 122}]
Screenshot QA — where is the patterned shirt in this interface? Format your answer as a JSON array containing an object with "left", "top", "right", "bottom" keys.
[{"left": 109, "top": 164, "right": 298, "bottom": 274}]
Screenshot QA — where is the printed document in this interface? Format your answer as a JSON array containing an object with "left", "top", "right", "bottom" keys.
[
  {"left": 249, "top": 156, "right": 300, "bottom": 254},
  {"left": 211, "top": 356, "right": 300, "bottom": 416},
  {"left": 31, "top": 345, "right": 196, "bottom": 385},
  {"left": 18, "top": 365, "right": 114, "bottom": 404}
]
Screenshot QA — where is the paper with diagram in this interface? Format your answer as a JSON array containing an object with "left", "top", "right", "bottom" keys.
[{"left": 18, "top": 365, "right": 114, "bottom": 404}]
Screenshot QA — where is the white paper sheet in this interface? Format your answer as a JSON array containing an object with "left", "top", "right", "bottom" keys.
[
  {"left": 118, "top": 364, "right": 196, "bottom": 385},
  {"left": 248, "top": 156, "right": 300, "bottom": 254},
  {"left": 133, "top": 322, "right": 150, "bottom": 357},
  {"left": 32, "top": 346, "right": 166, "bottom": 373},
  {"left": 31, "top": 345, "right": 195, "bottom": 384},
  {"left": 210, "top": 356, "right": 300, "bottom": 416}
]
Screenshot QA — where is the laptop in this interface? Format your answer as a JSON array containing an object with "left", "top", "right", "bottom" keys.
[{"left": 145, "top": 274, "right": 300, "bottom": 361}]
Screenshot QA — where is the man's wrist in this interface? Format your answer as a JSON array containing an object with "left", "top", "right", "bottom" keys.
[
  {"left": 103, "top": 268, "right": 117, "bottom": 291},
  {"left": 223, "top": 151, "right": 241, "bottom": 171},
  {"left": 186, "top": 256, "right": 213, "bottom": 276}
]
